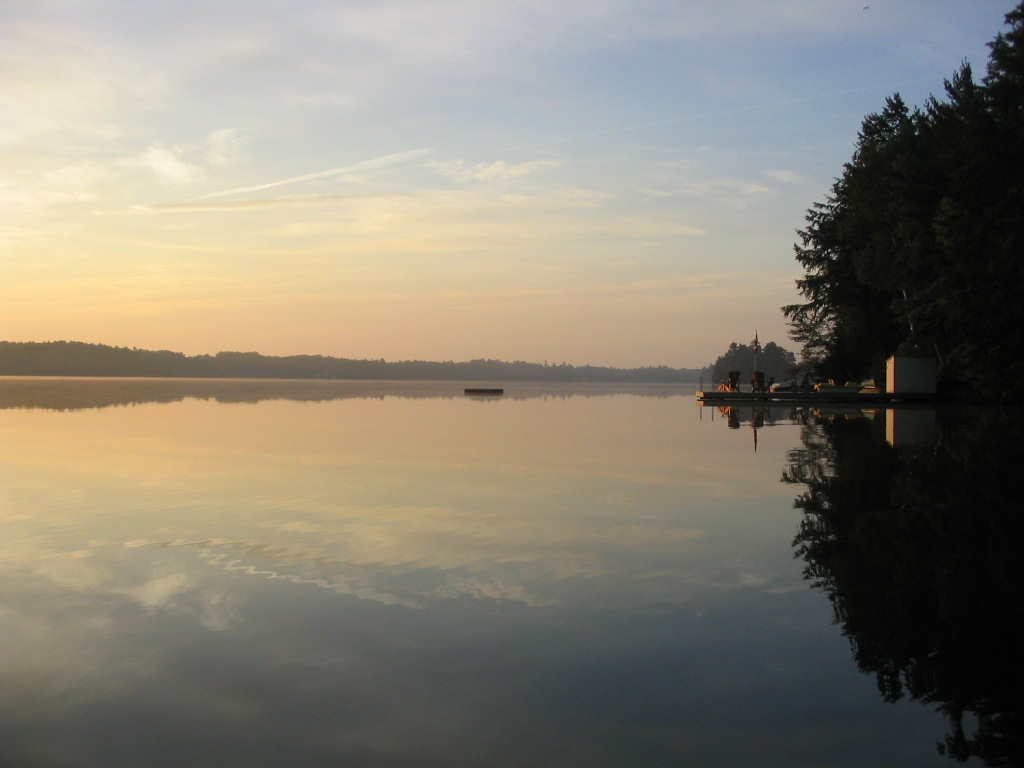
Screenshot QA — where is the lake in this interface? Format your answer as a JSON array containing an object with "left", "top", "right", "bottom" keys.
[{"left": 1, "top": 378, "right": 1018, "bottom": 767}]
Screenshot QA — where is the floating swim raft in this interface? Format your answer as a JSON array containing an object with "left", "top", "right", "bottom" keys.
[{"left": 465, "top": 388, "right": 504, "bottom": 396}]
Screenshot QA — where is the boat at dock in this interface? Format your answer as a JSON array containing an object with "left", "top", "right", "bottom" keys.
[
  {"left": 700, "top": 354, "right": 937, "bottom": 405},
  {"left": 696, "top": 388, "right": 931, "bottom": 405}
]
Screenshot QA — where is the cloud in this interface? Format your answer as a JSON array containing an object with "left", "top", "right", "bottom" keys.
[
  {"left": 306, "top": 0, "right": 881, "bottom": 70},
  {"left": 763, "top": 169, "right": 811, "bottom": 185},
  {"left": 430, "top": 158, "right": 563, "bottom": 182},
  {"left": 130, "top": 144, "right": 206, "bottom": 186},
  {"left": 644, "top": 178, "right": 774, "bottom": 209},
  {"left": 424, "top": 270, "right": 793, "bottom": 309},
  {"left": 125, "top": 129, "right": 250, "bottom": 188},
  {"left": 0, "top": 24, "right": 160, "bottom": 149},
  {"left": 1, "top": 162, "right": 116, "bottom": 208},
  {"left": 250, "top": 187, "right": 698, "bottom": 247},
  {"left": 205, "top": 128, "right": 249, "bottom": 167},
  {"left": 0, "top": 226, "right": 42, "bottom": 241}
]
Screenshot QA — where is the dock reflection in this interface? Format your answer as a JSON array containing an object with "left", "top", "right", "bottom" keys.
[{"left": 709, "top": 404, "right": 808, "bottom": 451}]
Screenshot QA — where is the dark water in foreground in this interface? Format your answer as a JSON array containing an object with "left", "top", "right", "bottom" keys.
[{"left": 0, "top": 379, "right": 1019, "bottom": 767}]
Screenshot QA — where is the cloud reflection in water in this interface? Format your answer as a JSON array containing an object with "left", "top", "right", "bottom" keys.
[{"left": 0, "top": 381, "right": 945, "bottom": 767}]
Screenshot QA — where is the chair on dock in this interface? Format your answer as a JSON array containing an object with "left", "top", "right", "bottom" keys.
[{"left": 751, "top": 371, "right": 766, "bottom": 392}]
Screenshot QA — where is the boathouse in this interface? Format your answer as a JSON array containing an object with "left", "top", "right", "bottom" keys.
[{"left": 885, "top": 356, "right": 936, "bottom": 395}]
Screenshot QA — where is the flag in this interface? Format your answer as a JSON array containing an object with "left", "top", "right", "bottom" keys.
[{"left": 753, "top": 331, "right": 761, "bottom": 355}]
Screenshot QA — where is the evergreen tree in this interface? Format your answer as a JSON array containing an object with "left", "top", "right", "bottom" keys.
[
  {"left": 785, "top": 96, "right": 917, "bottom": 384},
  {"left": 710, "top": 339, "right": 797, "bottom": 384},
  {"left": 784, "top": 3, "right": 1024, "bottom": 400}
]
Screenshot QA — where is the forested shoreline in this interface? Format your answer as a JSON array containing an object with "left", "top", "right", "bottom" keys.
[
  {"left": 784, "top": 3, "right": 1024, "bottom": 401},
  {"left": 0, "top": 341, "right": 701, "bottom": 383}
]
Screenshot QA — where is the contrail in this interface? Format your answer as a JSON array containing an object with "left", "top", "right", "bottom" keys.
[
  {"left": 186, "top": 77, "right": 941, "bottom": 203},
  {"left": 195, "top": 147, "right": 435, "bottom": 200}
]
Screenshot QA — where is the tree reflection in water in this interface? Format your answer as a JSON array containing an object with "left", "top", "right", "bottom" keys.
[{"left": 783, "top": 407, "right": 1023, "bottom": 766}]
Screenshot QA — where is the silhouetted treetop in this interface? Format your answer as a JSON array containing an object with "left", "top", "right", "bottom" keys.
[{"left": 709, "top": 338, "right": 797, "bottom": 385}]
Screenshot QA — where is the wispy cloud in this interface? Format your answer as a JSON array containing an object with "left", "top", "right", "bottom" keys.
[
  {"left": 3, "top": 162, "right": 116, "bottom": 207},
  {"left": 429, "top": 158, "right": 563, "bottom": 182},
  {"left": 204, "top": 128, "right": 249, "bottom": 167},
  {"left": 129, "top": 144, "right": 206, "bottom": 186},
  {"left": 641, "top": 178, "right": 775, "bottom": 209},
  {"left": 763, "top": 169, "right": 811, "bottom": 185},
  {"left": 2, "top": 0, "right": 1005, "bottom": 366}
]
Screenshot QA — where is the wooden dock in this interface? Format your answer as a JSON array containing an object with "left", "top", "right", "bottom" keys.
[{"left": 697, "top": 389, "right": 931, "bottom": 405}]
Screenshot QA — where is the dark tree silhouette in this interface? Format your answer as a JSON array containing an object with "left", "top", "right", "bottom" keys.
[
  {"left": 709, "top": 339, "right": 797, "bottom": 385},
  {"left": 783, "top": 408, "right": 1024, "bottom": 765},
  {"left": 784, "top": 3, "right": 1024, "bottom": 400}
]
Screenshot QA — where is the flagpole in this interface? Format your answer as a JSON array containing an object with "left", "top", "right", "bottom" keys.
[{"left": 753, "top": 329, "right": 760, "bottom": 390}]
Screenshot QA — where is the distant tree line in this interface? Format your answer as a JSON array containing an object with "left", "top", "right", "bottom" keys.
[
  {"left": 0, "top": 341, "right": 702, "bottom": 383},
  {"left": 784, "top": 3, "right": 1024, "bottom": 400}
]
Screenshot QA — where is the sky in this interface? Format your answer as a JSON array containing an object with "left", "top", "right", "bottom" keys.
[{"left": 1, "top": 0, "right": 1016, "bottom": 369}]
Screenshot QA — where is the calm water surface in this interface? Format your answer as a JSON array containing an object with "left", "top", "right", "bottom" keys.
[{"left": 1, "top": 379, "right": 1015, "bottom": 767}]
